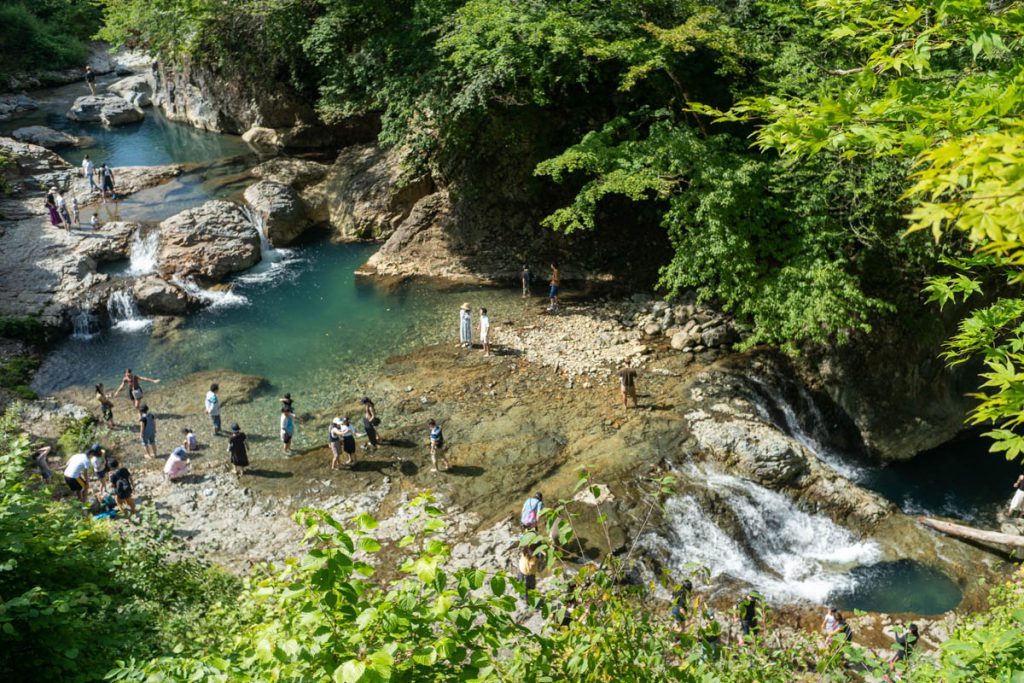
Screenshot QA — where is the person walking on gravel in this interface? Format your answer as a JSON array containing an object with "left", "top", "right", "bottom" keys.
[{"left": 428, "top": 419, "right": 449, "bottom": 473}]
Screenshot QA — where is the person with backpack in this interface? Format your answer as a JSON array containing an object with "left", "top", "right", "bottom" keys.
[
  {"left": 888, "top": 623, "right": 919, "bottom": 673},
  {"left": 517, "top": 544, "right": 544, "bottom": 606},
  {"left": 428, "top": 419, "right": 449, "bottom": 472},
  {"left": 735, "top": 592, "right": 760, "bottom": 645},
  {"left": 138, "top": 404, "right": 158, "bottom": 459},
  {"left": 108, "top": 459, "right": 137, "bottom": 517},
  {"left": 521, "top": 492, "right": 544, "bottom": 530}
]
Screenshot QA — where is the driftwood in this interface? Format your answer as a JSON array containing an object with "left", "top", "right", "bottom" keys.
[{"left": 918, "top": 516, "right": 1024, "bottom": 549}]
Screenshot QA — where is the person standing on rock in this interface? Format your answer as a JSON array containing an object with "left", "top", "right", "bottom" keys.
[
  {"left": 521, "top": 492, "right": 544, "bottom": 530},
  {"left": 84, "top": 65, "right": 96, "bottom": 96},
  {"left": 108, "top": 459, "right": 137, "bottom": 517},
  {"left": 361, "top": 397, "right": 380, "bottom": 451},
  {"left": 63, "top": 450, "right": 91, "bottom": 503},
  {"left": 228, "top": 423, "right": 249, "bottom": 476},
  {"left": 521, "top": 264, "right": 531, "bottom": 298},
  {"left": 114, "top": 368, "right": 160, "bottom": 410},
  {"left": 82, "top": 155, "right": 98, "bottom": 193},
  {"left": 479, "top": 307, "right": 491, "bottom": 356},
  {"left": 517, "top": 544, "right": 544, "bottom": 606},
  {"left": 55, "top": 191, "right": 71, "bottom": 230},
  {"left": 280, "top": 405, "right": 297, "bottom": 453},
  {"left": 618, "top": 360, "right": 638, "bottom": 409},
  {"left": 205, "top": 383, "right": 222, "bottom": 436},
  {"left": 328, "top": 417, "right": 345, "bottom": 470},
  {"left": 735, "top": 593, "right": 761, "bottom": 646},
  {"left": 459, "top": 302, "right": 472, "bottom": 348},
  {"left": 138, "top": 404, "right": 158, "bottom": 459},
  {"left": 339, "top": 417, "right": 360, "bottom": 467},
  {"left": 1009, "top": 474, "right": 1024, "bottom": 517},
  {"left": 95, "top": 383, "right": 115, "bottom": 428},
  {"left": 71, "top": 194, "right": 80, "bottom": 228},
  {"left": 548, "top": 262, "right": 560, "bottom": 312},
  {"left": 428, "top": 419, "right": 449, "bottom": 472},
  {"left": 100, "top": 163, "right": 116, "bottom": 203},
  {"left": 88, "top": 444, "right": 110, "bottom": 494},
  {"left": 45, "top": 187, "right": 61, "bottom": 228}
]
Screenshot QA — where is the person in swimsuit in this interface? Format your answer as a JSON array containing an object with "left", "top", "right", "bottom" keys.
[
  {"left": 113, "top": 368, "right": 160, "bottom": 410},
  {"left": 95, "top": 383, "right": 115, "bottom": 428},
  {"left": 228, "top": 423, "right": 249, "bottom": 476},
  {"left": 548, "top": 262, "right": 560, "bottom": 312},
  {"left": 361, "top": 397, "right": 380, "bottom": 451},
  {"left": 138, "top": 404, "right": 158, "bottom": 459},
  {"left": 618, "top": 360, "right": 638, "bottom": 409}
]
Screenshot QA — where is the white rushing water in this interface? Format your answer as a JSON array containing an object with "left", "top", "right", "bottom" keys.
[
  {"left": 171, "top": 275, "right": 249, "bottom": 309},
  {"left": 127, "top": 228, "right": 159, "bottom": 276},
  {"left": 236, "top": 206, "right": 300, "bottom": 286},
  {"left": 70, "top": 308, "right": 99, "bottom": 340},
  {"left": 744, "top": 375, "right": 868, "bottom": 482},
  {"left": 107, "top": 290, "right": 152, "bottom": 333},
  {"left": 650, "top": 470, "right": 881, "bottom": 604}
]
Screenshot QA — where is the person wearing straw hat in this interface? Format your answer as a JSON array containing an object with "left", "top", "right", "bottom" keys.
[{"left": 459, "top": 302, "right": 472, "bottom": 348}]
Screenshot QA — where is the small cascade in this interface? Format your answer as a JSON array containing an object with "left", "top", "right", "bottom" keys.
[
  {"left": 743, "top": 374, "right": 868, "bottom": 481},
  {"left": 107, "top": 290, "right": 152, "bottom": 332},
  {"left": 70, "top": 308, "right": 99, "bottom": 340},
  {"left": 127, "top": 228, "right": 159, "bottom": 276},
  {"left": 647, "top": 468, "right": 881, "bottom": 603},
  {"left": 236, "top": 206, "right": 299, "bottom": 285},
  {"left": 172, "top": 276, "right": 248, "bottom": 309}
]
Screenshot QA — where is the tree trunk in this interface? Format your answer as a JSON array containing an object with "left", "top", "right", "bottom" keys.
[{"left": 918, "top": 516, "right": 1024, "bottom": 548}]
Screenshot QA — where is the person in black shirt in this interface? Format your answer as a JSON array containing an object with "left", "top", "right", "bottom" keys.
[
  {"left": 735, "top": 592, "right": 760, "bottom": 645},
  {"left": 670, "top": 579, "right": 693, "bottom": 629},
  {"left": 228, "top": 423, "right": 249, "bottom": 476},
  {"left": 889, "top": 623, "right": 919, "bottom": 668},
  {"left": 108, "top": 459, "right": 136, "bottom": 517}
]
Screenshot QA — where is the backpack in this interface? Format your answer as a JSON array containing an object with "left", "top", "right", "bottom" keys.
[{"left": 115, "top": 475, "right": 132, "bottom": 499}]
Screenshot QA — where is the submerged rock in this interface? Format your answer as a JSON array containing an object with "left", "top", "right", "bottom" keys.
[
  {"left": 67, "top": 94, "right": 145, "bottom": 126},
  {"left": 12, "top": 126, "right": 81, "bottom": 149},
  {"left": 243, "top": 180, "right": 312, "bottom": 246},
  {"left": 157, "top": 200, "right": 261, "bottom": 282}
]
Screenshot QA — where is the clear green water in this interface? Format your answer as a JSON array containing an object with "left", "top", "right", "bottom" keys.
[
  {"left": 0, "top": 76, "right": 251, "bottom": 168},
  {"left": 831, "top": 560, "right": 963, "bottom": 615}
]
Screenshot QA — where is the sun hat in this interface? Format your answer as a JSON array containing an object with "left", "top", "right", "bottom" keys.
[
  {"left": 172, "top": 446, "right": 187, "bottom": 458},
  {"left": 332, "top": 417, "right": 343, "bottom": 425},
  {"left": 231, "top": 423, "right": 240, "bottom": 432},
  {"left": 460, "top": 302, "right": 471, "bottom": 311}
]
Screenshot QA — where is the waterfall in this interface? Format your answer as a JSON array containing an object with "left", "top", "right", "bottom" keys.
[
  {"left": 171, "top": 275, "right": 248, "bottom": 309},
  {"left": 127, "top": 228, "right": 159, "bottom": 276},
  {"left": 743, "top": 374, "right": 868, "bottom": 482},
  {"left": 646, "top": 468, "right": 881, "bottom": 604},
  {"left": 70, "top": 308, "right": 99, "bottom": 340},
  {"left": 236, "top": 206, "right": 298, "bottom": 285},
  {"left": 107, "top": 290, "right": 152, "bottom": 332}
]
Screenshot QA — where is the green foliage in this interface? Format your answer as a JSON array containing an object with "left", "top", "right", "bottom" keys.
[
  {"left": 0, "top": 409, "right": 239, "bottom": 683},
  {"left": 0, "top": 355, "right": 40, "bottom": 400},
  {"left": 0, "top": 1, "right": 101, "bottom": 84},
  {"left": 0, "top": 316, "right": 49, "bottom": 346},
  {"left": 55, "top": 414, "right": 98, "bottom": 457}
]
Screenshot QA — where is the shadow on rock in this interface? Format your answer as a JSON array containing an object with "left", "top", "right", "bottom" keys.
[{"left": 245, "top": 468, "right": 293, "bottom": 479}]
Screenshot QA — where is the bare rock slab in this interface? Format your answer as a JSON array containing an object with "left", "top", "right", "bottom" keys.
[
  {"left": 107, "top": 74, "right": 153, "bottom": 107},
  {"left": 67, "top": 94, "right": 145, "bottom": 126},
  {"left": 12, "top": 126, "right": 81, "bottom": 149},
  {"left": 157, "top": 200, "right": 261, "bottom": 282}
]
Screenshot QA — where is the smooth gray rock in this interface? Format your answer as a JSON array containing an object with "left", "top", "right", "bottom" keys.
[
  {"left": 243, "top": 180, "right": 312, "bottom": 246},
  {"left": 67, "top": 94, "right": 144, "bottom": 126},
  {"left": 0, "top": 94, "right": 38, "bottom": 122},
  {"left": 12, "top": 126, "right": 80, "bottom": 149},
  {"left": 107, "top": 74, "right": 153, "bottom": 107}
]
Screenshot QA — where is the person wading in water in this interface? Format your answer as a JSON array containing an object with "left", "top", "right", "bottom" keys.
[{"left": 113, "top": 368, "right": 160, "bottom": 410}]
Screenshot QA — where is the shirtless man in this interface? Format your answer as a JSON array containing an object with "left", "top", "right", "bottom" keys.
[
  {"left": 113, "top": 368, "right": 160, "bottom": 410},
  {"left": 618, "top": 360, "right": 638, "bottom": 408}
]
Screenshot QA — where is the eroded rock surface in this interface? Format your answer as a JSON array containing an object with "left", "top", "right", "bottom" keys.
[
  {"left": 67, "top": 94, "right": 145, "bottom": 126},
  {"left": 11, "top": 126, "right": 81, "bottom": 149},
  {"left": 243, "top": 180, "right": 311, "bottom": 246},
  {"left": 107, "top": 74, "right": 153, "bottom": 107},
  {"left": 157, "top": 200, "right": 261, "bottom": 282}
]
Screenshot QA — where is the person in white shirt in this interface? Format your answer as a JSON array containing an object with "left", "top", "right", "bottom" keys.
[
  {"left": 479, "top": 307, "right": 491, "bottom": 356},
  {"left": 55, "top": 192, "right": 71, "bottom": 230},
  {"left": 205, "top": 383, "right": 221, "bottom": 435},
  {"left": 63, "top": 452, "right": 91, "bottom": 502},
  {"left": 164, "top": 446, "right": 191, "bottom": 482},
  {"left": 87, "top": 444, "right": 109, "bottom": 494},
  {"left": 82, "top": 155, "right": 97, "bottom": 193}
]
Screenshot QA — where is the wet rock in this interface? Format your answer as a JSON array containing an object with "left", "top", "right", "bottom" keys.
[
  {"left": 11, "top": 126, "right": 81, "bottom": 149},
  {"left": 0, "top": 95, "right": 39, "bottom": 122},
  {"left": 688, "top": 410, "right": 808, "bottom": 487},
  {"left": 67, "top": 94, "right": 145, "bottom": 126},
  {"left": 241, "top": 126, "right": 284, "bottom": 150},
  {"left": 133, "top": 276, "right": 194, "bottom": 315},
  {"left": 243, "top": 180, "right": 312, "bottom": 246},
  {"left": 321, "top": 143, "right": 434, "bottom": 240},
  {"left": 700, "top": 324, "right": 732, "bottom": 348},
  {"left": 157, "top": 200, "right": 261, "bottom": 282},
  {"left": 107, "top": 74, "right": 153, "bottom": 107}
]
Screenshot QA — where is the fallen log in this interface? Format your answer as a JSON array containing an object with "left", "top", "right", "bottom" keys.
[{"left": 918, "top": 516, "right": 1024, "bottom": 549}]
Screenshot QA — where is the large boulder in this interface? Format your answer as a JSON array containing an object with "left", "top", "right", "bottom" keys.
[
  {"left": 157, "top": 200, "right": 261, "bottom": 282},
  {"left": 11, "top": 126, "right": 80, "bottom": 149},
  {"left": 67, "top": 94, "right": 144, "bottom": 126},
  {"left": 241, "top": 126, "right": 284, "bottom": 150},
  {"left": 243, "top": 180, "right": 311, "bottom": 246},
  {"left": 320, "top": 144, "right": 434, "bottom": 240},
  {"left": 0, "top": 137, "right": 71, "bottom": 176},
  {"left": 0, "top": 94, "right": 38, "bottom": 122},
  {"left": 251, "top": 157, "right": 330, "bottom": 189},
  {"left": 106, "top": 74, "right": 153, "bottom": 107},
  {"left": 688, "top": 409, "right": 808, "bottom": 488},
  {"left": 133, "top": 276, "right": 193, "bottom": 315}
]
